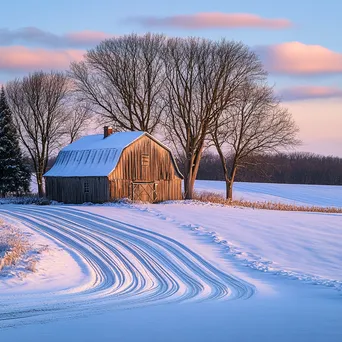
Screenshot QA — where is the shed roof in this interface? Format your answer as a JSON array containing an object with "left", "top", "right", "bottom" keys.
[{"left": 44, "top": 131, "right": 183, "bottom": 178}]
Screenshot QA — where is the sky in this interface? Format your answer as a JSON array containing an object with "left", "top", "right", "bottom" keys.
[{"left": 0, "top": 0, "right": 341, "bottom": 156}]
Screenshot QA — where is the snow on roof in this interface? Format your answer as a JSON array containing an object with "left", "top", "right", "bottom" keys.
[
  {"left": 62, "top": 131, "right": 145, "bottom": 152},
  {"left": 44, "top": 131, "right": 182, "bottom": 178}
]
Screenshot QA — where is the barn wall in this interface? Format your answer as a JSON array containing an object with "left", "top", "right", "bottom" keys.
[
  {"left": 109, "top": 135, "right": 182, "bottom": 201},
  {"left": 45, "top": 177, "right": 109, "bottom": 204},
  {"left": 109, "top": 179, "right": 182, "bottom": 202}
]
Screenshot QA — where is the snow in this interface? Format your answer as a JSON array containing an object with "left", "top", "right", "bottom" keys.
[
  {"left": 63, "top": 131, "right": 145, "bottom": 151},
  {"left": 3, "top": 293, "right": 342, "bottom": 342},
  {"left": 195, "top": 180, "right": 342, "bottom": 207},
  {"left": 136, "top": 202, "right": 342, "bottom": 289},
  {"left": 0, "top": 210, "right": 87, "bottom": 294},
  {"left": 0, "top": 188, "right": 342, "bottom": 340},
  {"left": 44, "top": 131, "right": 145, "bottom": 177},
  {"left": 43, "top": 131, "right": 182, "bottom": 177},
  {"left": 44, "top": 147, "right": 123, "bottom": 177}
]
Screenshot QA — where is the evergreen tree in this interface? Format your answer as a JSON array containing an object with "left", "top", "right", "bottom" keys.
[{"left": 0, "top": 87, "right": 31, "bottom": 197}]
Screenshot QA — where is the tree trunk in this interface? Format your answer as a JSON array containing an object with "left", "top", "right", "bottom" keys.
[
  {"left": 36, "top": 173, "right": 44, "bottom": 197},
  {"left": 184, "top": 175, "right": 197, "bottom": 200},
  {"left": 184, "top": 167, "right": 197, "bottom": 200},
  {"left": 213, "top": 136, "right": 235, "bottom": 201},
  {"left": 225, "top": 178, "right": 232, "bottom": 201},
  {"left": 226, "top": 166, "right": 237, "bottom": 201},
  {"left": 184, "top": 173, "right": 193, "bottom": 200},
  {"left": 183, "top": 155, "right": 191, "bottom": 199},
  {"left": 184, "top": 144, "right": 204, "bottom": 200}
]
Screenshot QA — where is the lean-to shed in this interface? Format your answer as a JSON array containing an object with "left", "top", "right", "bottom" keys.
[{"left": 44, "top": 128, "right": 183, "bottom": 204}]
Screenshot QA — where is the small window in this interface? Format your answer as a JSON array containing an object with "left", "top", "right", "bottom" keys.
[
  {"left": 84, "top": 182, "right": 90, "bottom": 193},
  {"left": 141, "top": 154, "right": 150, "bottom": 166}
]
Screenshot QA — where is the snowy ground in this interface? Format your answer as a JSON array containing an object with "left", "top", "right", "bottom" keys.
[
  {"left": 0, "top": 200, "right": 342, "bottom": 341},
  {"left": 195, "top": 180, "right": 342, "bottom": 207},
  {"left": 30, "top": 176, "right": 342, "bottom": 208},
  {"left": 138, "top": 202, "right": 342, "bottom": 287},
  {"left": 0, "top": 215, "right": 87, "bottom": 295}
]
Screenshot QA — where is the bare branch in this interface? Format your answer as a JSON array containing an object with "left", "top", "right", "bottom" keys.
[
  {"left": 70, "top": 33, "right": 166, "bottom": 133},
  {"left": 211, "top": 82, "right": 300, "bottom": 199},
  {"left": 6, "top": 71, "right": 70, "bottom": 196},
  {"left": 163, "top": 37, "right": 266, "bottom": 199}
]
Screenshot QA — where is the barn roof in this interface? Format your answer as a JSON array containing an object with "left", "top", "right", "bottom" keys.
[{"left": 44, "top": 131, "right": 183, "bottom": 178}]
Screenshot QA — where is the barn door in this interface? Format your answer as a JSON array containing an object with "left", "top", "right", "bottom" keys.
[{"left": 131, "top": 182, "right": 157, "bottom": 203}]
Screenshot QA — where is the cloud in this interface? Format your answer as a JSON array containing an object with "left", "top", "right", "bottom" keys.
[
  {"left": 279, "top": 86, "right": 342, "bottom": 101},
  {"left": 130, "top": 12, "right": 292, "bottom": 30},
  {"left": 0, "top": 27, "right": 112, "bottom": 48},
  {"left": 0, "top": 46, "right": 84, "bottom": 72},
  {"left": 258, "top": 42, "right": 342, "bottom": 75}
]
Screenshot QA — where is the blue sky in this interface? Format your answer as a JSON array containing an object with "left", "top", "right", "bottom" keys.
[
  {"left": 2, "top": 0, "right": 340, "bottom": 48},
  {"left": 1, "top": 0, "right": 341, "bottom": 156}
]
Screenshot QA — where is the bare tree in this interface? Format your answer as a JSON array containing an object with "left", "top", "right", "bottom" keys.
[
  {"left": 70, "top": 33, "right": 166, "bottom": 133},
  {"left": 163, "top": 37, "right": 266, "bottom": 199},
  {"left": 6, "top": 71, "right": 70, "bottom": 197},
  {"left": 64, "top": 102, "right": 92, "bottom": 144},
  {"left": 211, "top": 83, "right": 300, "bottom": 200}
]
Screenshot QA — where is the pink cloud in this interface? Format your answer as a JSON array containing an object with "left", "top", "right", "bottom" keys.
[
  {"left": 279, "top": 86, "right": 342, "bottom": 101},
  {"left": 131, "top": 12, "right": 292, "bottom": 29},
  {"left": 0, "top": 46, "right": 84, "bottom": 72},
  {"left": 0, "top": 27, "right": 113, "bottom": 48},
  {"left": 259, "top": 42, "right": 342, "bottom": 75},
  {"left": 65, "top": 31, "right": 113, "bottom": 45}
]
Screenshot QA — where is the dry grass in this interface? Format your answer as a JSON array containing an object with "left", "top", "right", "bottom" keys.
[
  {"left": 192, "top": 191, "right": 342, "bottom": 213},
  {"left": 0, "top": 221, "right": 30, "bottom": 272},
  {"left": 25, "top": 259, "right": 38, "bottom": 273},
  {"left": 0, "top": 220, "right": 48, "bottom": 275}
]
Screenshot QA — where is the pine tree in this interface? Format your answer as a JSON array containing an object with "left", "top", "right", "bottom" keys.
[{"left": 0, "top": 87, "right": 31, "bottom": 197}]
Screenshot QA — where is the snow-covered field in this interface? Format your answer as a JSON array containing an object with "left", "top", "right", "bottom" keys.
[
  {"left": 195, "top": 180, "right": 342, "bottom": 207},
  {"left": 0, "top": 181, "right": 342, "bottom": 341}
]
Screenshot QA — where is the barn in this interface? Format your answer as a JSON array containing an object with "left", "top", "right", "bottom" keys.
[{"left": 44, "top": 128, "right": 183, "bottom": 204}]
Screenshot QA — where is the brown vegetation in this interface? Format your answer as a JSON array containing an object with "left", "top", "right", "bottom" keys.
[
  {"left": 0, "top": 220, "right": 47, "bottom": 274},
  {"left": 0, "top": 221, "right": 30, "bottom": 272},
  {"left": 192, "top": 191, "right": 342, "bottom": 213}
]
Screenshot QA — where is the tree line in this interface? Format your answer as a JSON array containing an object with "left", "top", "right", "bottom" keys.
[
  {"left": 197, "top": 152, "right": 342, "bottom": 185},
  {"left": 1, "top": 33, "right": 301, "bottom": 200}
]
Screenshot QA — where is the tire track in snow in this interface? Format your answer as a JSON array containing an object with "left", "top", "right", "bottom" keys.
[{"left": 0, "top": 206, "right": 254, "bottom": 327}]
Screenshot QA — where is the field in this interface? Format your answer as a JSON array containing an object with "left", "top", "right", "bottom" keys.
[
  {"left": 195, "top": 180, "right": 342, "bottom": 207},
  {"left": 0, "top": 181, "right": 341, "bottom": 341}
]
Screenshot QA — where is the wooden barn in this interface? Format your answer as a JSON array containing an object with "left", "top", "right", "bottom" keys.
[{"left": 44, "top": 128, "right": 183, "bottom": 204}]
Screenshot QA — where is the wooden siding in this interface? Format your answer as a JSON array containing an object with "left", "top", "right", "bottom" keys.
[
  {"left": 109, "top": 135, "right": 182, "bottom": 202},
  {"left": 110, "top": 135, "right": 182, "bottom": 181},
  {"left": 45, "top": 176, "right": 109, "bottom": 204},
  {"left": 109, "top": 179, "right": 182, "bottom": 202}
]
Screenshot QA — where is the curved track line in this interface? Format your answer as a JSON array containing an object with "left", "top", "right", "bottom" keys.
[{"left": 0, "top": 206, "right": 255, "bottom": 327}]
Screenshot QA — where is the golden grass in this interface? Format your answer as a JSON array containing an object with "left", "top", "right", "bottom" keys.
[
  {"left": 0, "top": 220, "right": 30, "bottom": 272},
  {"left": 192, "top": 191, "right": 342, "bottom": 213}
]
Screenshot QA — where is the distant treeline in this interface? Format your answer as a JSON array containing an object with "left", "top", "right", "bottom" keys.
[{"left": 196, "top": 152, "right": 342, "bottom": 185}]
